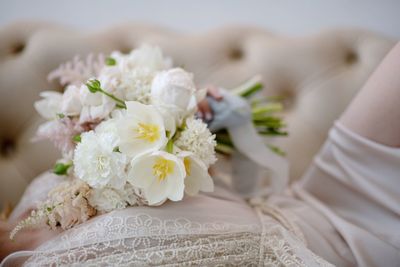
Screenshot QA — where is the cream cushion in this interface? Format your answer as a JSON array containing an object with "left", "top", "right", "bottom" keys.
[{"left": 0, "top": 21, "right": 394, "bottom": 206}]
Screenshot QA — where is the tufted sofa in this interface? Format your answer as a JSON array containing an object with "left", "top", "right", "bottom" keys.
[{"left": 0, "top": 21, "right": 395, "bottom": 206}]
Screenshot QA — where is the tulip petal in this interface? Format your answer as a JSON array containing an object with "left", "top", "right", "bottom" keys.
[
  {"left": 146, "top": 178, "right": 169, "bottom": 205},
  {"left": 128, "top": 155, "right": 156, "bottom": 189}
]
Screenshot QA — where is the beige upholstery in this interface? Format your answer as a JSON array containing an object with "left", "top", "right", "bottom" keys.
[{"left": 0, "top": 21, "right": 395, "bottom": 206}]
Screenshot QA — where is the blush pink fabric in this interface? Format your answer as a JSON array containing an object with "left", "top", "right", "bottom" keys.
[{"left": 3, "top": 122, "right": 400, "bottom": 266}]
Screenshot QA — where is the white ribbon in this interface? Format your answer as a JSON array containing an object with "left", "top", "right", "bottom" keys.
[{"left": 208, "top": 89, "right": 289, "bottom": 197}]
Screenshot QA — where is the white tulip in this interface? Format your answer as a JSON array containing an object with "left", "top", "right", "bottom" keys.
[
  {"left": 128, "top": 151, "right": 186, "bottom": 205},
  {"left": 179, "top": 151, "right": 214, "bottom": 196},
  {"left": 117, "top": 101, "right": 167, "bottom": 158},
  {"left": 34, "top": 91, "right": 63, "bottom": 119}
]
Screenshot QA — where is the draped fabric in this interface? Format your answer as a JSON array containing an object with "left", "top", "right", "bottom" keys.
[
  {"left": 3, "top": 180, "right": 332, "bottom": 266},
  {"left": 2, "top": 122, "right": 400, "bottom": 266}
]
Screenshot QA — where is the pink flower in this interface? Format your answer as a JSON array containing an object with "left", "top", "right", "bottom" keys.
[{"left": 34, "top": 117, "right": 84, "bottom": 158}]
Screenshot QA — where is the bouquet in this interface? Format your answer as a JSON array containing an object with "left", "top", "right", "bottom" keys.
[{"left": 11, "top": 45, "right": 286, "bottom": 239}]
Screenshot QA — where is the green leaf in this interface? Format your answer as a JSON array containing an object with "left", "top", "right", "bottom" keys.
[
  {"left": 105, "top": 57, "right": 117, "bottom": 66},
  {"left": 252, "top": 102, "right": 283, "bottom": 117},
  {"left": 53, "top": 162, "right": 72, "bottom": 175},
  {"left": 253, "top": 116, "right": 285, "bottom": 129},
  {"left": 57, "top": 113, "right": 65, "bottom": 119},
  {"left": 166, "top": 139, "right": 174, "bottom": 153},
  {"left": 267, "top": 144, "right": 286, "bottom": 156},
  {"left": 72, "top": 134, "right": 81, "bottom": 142},
  {"left": 231, "top": 75, "right": 263, "bottom": 98},
  {"left": 113, "top": 146, "right": 121, "bottom": 153},
  {"left": 240, "top": 83, "right": 263, "bottom": 98}
]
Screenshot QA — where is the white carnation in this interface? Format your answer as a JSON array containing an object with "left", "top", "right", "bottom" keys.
[
  {"left": 175, "top": 118, "right": 217, "bottom": 167},
  {"left": 74, "top": 131, "right": 127, "bottom": 189}
]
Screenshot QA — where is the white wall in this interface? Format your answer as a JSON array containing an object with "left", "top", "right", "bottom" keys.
[{"left": 0, "top": 0, "right": 399, "bottom": 39}]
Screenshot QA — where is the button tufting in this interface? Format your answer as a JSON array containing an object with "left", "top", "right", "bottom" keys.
[
  {"left": 10, "top": 42, "right": 25, "bottom": 55},
  {"left": 119, "top": 45, "right": 134, "bottom": 54},
  {"left": 0, "top": 138, "right": 16, "bottom": 157},
  {"left": 229, "top": 47, "right": 244, "bottom": 61},
  {"left": 345, "top": 51, "right": 358, "bottom": 64},
  {"left": 279, "top": 89, "right": 296, "bottom": 110}
]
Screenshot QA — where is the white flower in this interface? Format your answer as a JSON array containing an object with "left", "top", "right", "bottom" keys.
[
  {"left": 99, "top": 67, "right": 154, "bottom": 104},
  {"left": 175, "top": 118, "right": 217, "bottom": 167},
  {"left": 128, "top": 151, "right": 186, "bottom": 205},
  {"left": 179, "top": 152, "right": 214, "bottom": 196},
  {"left": 74, "top": 131, "right": 127, "bottom": 189},
  {"left": 121, "top": 45, "right": 172, "bottom": 72},
  {"left": 95, "top": 116, "right": 120, "bottom": 140},
  {"left": 34, "top": 91, "right": 63, "bottom": 119},
  {"left": 97, "top": 45, "right": 172, "bottom": 105},
  {"left": 79, "top": 84, "right": 116, "bottom": 123},
  {"left": 151, "top": 68, "right": 206, "bottom": 120},
  {"left": 117, "top": 101, "right": 167, "bottom": 158},
  {"left": 88, "top": 187, "right": 127, "bottom": 212},
  {"left": 46, "top": 179, "right": 96, "bottom": 229},
  {"left": 61, "top": 85, "right": 82, "bottom": 116}
]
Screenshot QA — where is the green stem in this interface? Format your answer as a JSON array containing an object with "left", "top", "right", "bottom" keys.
[
  {"left": 215, "top": 143, "right": 235, "bottom": 155},
  {"left": 98, "top": 89, "right": 127, "bottom": 109}
]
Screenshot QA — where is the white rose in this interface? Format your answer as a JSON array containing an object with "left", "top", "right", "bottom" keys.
[
  {"left": 151, "top": 68, "right": 205, "bottom": 120},
  {"left": 34, "top": 91, "right": 63, "bottom": 119},
  {"left": 61, "top": 85, "right": 82, "bottom": 116}
]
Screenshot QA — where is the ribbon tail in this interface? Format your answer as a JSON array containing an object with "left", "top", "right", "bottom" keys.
[{"left": 228, "top": 122, "right": 289, "bottom": 195}]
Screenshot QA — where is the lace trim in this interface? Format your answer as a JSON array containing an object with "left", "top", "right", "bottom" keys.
[
  {"left": 36, "top": 213, "right": 260, "bottom": 251},
  {"left": 251, "top": 199, "right": 334, "bottom": 267},
  {"left": 250, "top": 197, "right": 306, "bottom": 244},
  {"left": 4, "top": 212, "right": 335, "bottom": 266}
]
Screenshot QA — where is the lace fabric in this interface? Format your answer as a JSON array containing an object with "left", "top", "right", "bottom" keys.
[
  {"left": 9, "top": 209, "right": 333, "bottom": 266},
  {"left": 2, "top": 172, "right": 335, "bottom": 266}
]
